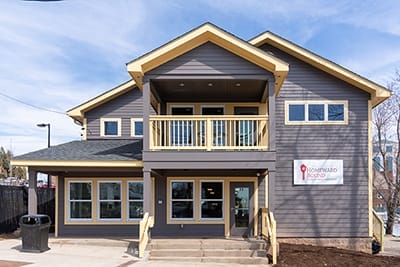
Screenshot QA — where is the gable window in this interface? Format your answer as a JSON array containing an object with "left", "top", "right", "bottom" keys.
[
  {"left": 131, "top": 118, "right": 143, "bottom": 137},
  {"left": 171, "top": 181, "right": 194, "bottom": 220},
  {"left": 98, "top": 181, "right": 122, "bottom": 220},
  {"left": 68, "top": 181, "right": 92, "bottom": 220},
  {"left": 201, "top": 181, "right": 223, "bottom": 219},
  {"left": 128, "top": 181, "right": 144, "bottom": 219},
  {"left": 285, "top": 101, "right": 347, "bottom": 125},
  {"left": 100, "top": 118, "right": 121, "bottom": 137}
]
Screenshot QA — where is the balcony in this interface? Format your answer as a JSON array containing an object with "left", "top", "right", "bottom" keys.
[{"left": 149, "top": 115, "right": 269, "bottom": 151}]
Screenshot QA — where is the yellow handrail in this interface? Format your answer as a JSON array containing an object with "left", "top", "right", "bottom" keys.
[
  {"left": 138, "top": 212, "right": 154, "bottom": 258},
  {"left": 261, "top": 208, "right": 278, "bottom": 265},
  {"left": 372, "top": 210, "right": 384, "bottom": 252}
]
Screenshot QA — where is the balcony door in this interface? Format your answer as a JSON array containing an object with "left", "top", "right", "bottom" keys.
[
  {"left": 202, "top": 106, "right": 225, "bottom": 146},
  {"left": 170, "top": 107, "right": 194, "bottom": 146}
]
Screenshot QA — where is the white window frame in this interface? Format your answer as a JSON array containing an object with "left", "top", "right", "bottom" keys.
[
  {"left": 100, "top": 118, "right": 122, "bottom": 137},
  {"left": 131, "top": 118, "right": 144, "bottom": 137},
  {"left": 97, "top": 181, "right": 122, "bottom": 221},
  {"left": 170, "top": 180, "right": 195, "bottom": 221},
  {"left": 67, "top": 180, "right": 93, "bottom": 222},
  {"left": 127, "top": 181, "right": 144, "bottom": 221},
  {"left": 200, "top": 180, "right": 224, "bottom": 221},
  {"left": 285, "top": 100, "right": 348, "bottom": 125}
]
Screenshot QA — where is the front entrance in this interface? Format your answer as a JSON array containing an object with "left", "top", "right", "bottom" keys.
[{"left": 230, "top": 182, "right": 254, "bottom": 237}]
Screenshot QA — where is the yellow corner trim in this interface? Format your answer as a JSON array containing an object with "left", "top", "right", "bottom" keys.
[
  {"left": 11, "top": 160, "right": 143, "bottom": 168},
  {"left": 249, "top": 32, "right": 391, "bottom": 107}
]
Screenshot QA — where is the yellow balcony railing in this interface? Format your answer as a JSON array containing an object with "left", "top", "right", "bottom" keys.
[{"left": 149, "top": 115, "right": 269, "bottom": 151}]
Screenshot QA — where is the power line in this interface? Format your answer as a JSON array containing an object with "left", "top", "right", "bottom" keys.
[{"left": 0, "top": 92, "right": 66, "bottom": 115}]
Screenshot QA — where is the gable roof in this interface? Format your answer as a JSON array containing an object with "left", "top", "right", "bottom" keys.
[
  {"left": 67, "top": 79, "right": 137, "bottom": 122},
  {"left": 127, "top": 22, "right": 289, "bottom": 91},
  {"left": 249, "top": 31, "right": 391, "bottom": 107}
]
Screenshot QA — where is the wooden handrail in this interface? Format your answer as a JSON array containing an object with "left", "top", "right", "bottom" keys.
[
  {"left": 261, "top": 208, "right": 278, "bottom": 265},
  {"left": 372, "top": 210, "right": 384, "bottom": 252},
  {"left": 138, "top": 212, "right": 154, "bottom": 258}
]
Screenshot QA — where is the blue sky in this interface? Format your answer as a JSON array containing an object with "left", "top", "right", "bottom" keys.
[{"left": 1, "top": 0, "right": 400, "bottom": 155}]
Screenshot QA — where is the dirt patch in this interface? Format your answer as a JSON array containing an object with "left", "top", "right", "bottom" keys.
[
  {"left": 277, "top": 243, "right": 400, "bottom": 267},
  {"left": 0, "top": 260, "right": 31, "bottom": 267},
  {"left": 0, "top": 233, "right": 19, "bottom": 240}
]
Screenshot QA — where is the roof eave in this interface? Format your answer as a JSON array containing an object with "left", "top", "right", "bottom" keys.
[
  {"left": 11, "top": 159, "right": 143, "bottom": 168},
  {"left": 249, "top": 32, "right": 391, "bottom": 107},
  {"left": 127, "top": 23, "right": 289, "bottom": 91}
]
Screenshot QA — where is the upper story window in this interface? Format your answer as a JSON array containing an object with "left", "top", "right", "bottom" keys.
[
  {"left": 285, "top": 101, "right": 348, "bottom": 125},
  {"left": 131, "top": 118, "right": 143, "bottom": 137},
  {"left": 100, "top": 118, "right": 121, "bottom": 137}
]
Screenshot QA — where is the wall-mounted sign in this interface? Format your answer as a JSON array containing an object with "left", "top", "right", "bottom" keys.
[{"left": 293, "top": 160, "right": 343, "bottom": 185}]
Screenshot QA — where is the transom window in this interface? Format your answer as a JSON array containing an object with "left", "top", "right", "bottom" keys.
[
  {"left": 128, "top": 181, "right": 144, "bottom": 219},
  {"left": 171, "top": 181, "right": 194, "bottom": 220},
  {"left": 285, "top": 101, "right": 347, "bottom": 125},
  {"left": 101, "top": 118, "right": 121, "bottom": 137},
  {"left": 68, "top": 181, "right": 92, "bottom": 220},
  {"left": 131, "top": 118, "right": 143, "bottom": 137},
  {"left": 98, "top": 181, "right": 122, "bottom": 220}
]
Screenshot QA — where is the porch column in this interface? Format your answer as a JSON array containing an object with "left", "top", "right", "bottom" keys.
[
  {"left": 268, "top": 170, "right": 275, "bottom": 212},
  {"left": 143, "top": 168, "right": 153, "bottom": 215},
  {"left": 268, "top": 79, "right": 276, "bottom": 151},
  {"left": 28, "top": 168, "right": 38, "bottom": 214},
  {"left": 143, "top": 77, "right": 150, "bottom": 151}
]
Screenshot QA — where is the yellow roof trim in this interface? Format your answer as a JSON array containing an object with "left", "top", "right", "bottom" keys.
[
  {"left": 11, "top": 159, "right": 143, "bottom": 168},
  {"left": 67, "top": 79, "right": 137, "bottom": 122},
  {"left": 127, "top": 23, "right": 289, "bottom": 91},
  {"left": 249, "top": 32, "right": 391, "bottom": 107}
]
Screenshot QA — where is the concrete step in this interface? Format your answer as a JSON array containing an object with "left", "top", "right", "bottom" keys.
[
  {"left": 150, "top": 248, "right": 267, "bottom": 258},
  {"left": 149, "top": 256, "right": 270, "bottom": 265},
  {"left": 150, "top": 238, "right": 266, "bottom": 250},
  {"left": 148, "top": 238, "right": 270, "bottom": 265}
]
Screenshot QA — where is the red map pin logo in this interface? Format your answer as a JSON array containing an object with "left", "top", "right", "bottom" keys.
[{"left": 300, "top": 164, "right": 307, "bottom": 180}]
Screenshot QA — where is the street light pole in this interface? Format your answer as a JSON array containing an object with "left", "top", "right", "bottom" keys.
[
  {"left": 37, "top": 123, "right": 50, "bottom": 148},
  {"left": 37, "top": 123, "right": 51, "bottom": 187}
]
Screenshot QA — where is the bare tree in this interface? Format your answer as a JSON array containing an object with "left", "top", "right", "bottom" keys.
[
  {"left": 373, "top": 71, "right": 400, "bottom": 234},
  {"left": 0, "top": 146, "right": 26, "bottom": 179}
]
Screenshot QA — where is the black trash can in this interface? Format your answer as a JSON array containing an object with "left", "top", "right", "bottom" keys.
[{"left": 19, "top": 214, "right": 51, "bottom": 252}]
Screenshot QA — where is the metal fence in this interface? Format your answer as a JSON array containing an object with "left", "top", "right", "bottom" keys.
[{"left": 0, "top": 185, "right": 55, "bottom": 234}]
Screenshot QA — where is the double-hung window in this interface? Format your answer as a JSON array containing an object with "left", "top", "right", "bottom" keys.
[
  {"left": 98, "top": 181, "right": 122, "bottom": 220},
  {"left": 131, "top": 118, "right": 143, "bottom": 137},
  {"left": 68, "top": 181, "right": 92, "bottom": 220},
  {"left": 171, "top": 181, "right": 194, "bottom": 220},
  {"left": 286, "top": 101, "right": 347, "bottom": 124},
  {"left": 101, "top": 118, "right": 121, "bottom": 137},
  {"left": 200, "top": 181, "right": 223, "bottom": 219},
  {"left": 128, "top": 181, "right": 144, "bottom": 220}
]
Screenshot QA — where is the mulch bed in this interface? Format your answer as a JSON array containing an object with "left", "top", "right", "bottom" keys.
[{"left": 277, "top": 243, "right": 400, "bottom": 267}]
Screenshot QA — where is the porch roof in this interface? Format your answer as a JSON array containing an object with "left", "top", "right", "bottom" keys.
[{"left": 11, "top": 139, "right": 143, "bottom": 167}]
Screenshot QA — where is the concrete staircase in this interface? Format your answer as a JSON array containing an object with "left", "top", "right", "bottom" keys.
[{"left": 148, "top": 238, "right": 270, "bottom": 265}]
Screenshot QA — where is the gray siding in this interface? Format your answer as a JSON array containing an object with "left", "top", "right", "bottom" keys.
[
  {"left": 148, "top": 42, "right": 269, "bottom": 76},
  {"left": 260, "top": 44, "right": 370, "bottom": 238},
  {"left": 57, "top": 175, "right": 139, "bottom": 237},
  {"left": 86, "top": 89, "right": 155, "bottom": 139}
]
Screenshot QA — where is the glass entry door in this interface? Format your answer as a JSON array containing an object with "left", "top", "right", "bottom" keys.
[{"left": 230, "top": 182, "right": 254, "bottom": 237}]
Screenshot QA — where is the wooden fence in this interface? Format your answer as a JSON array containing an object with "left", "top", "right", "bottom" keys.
[{"left": 0, "top": 185, "right": 55, "bottom": 234}]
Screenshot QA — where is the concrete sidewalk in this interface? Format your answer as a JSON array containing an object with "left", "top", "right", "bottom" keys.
[
  {"left": 381, "top": 235, "right": 400, "bottom": 257},
  {"left": 0, "top": 237, "right": 262, "bottom": 267}
]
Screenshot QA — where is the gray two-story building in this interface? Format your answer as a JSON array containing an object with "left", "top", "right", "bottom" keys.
[{"left": 12, "top": 23, "right": 390, "bottom": 253}]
